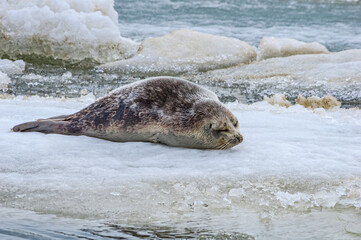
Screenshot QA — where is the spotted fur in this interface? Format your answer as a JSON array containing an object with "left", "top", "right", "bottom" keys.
[{"left": 12, "top": 77, "right": 243, "bottom": 149}]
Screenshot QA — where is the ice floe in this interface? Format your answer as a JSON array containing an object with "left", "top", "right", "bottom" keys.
[
  {"left": 0, "top": 59, "right": 25, "bottom": 75},
  {"left": 0, "top": 72, "right": 10, "bottom": 90},
  {"left": 263, "top": 94, "right": 341, "bottom": 110},
  {"left": 198, "top": 49, "right": 361, "bottom": 103},
  {"left": 100, "top": 29, "right": 257, "bottom": 74},
  {"left": 259, "top": 37, "right": 329, "bottom": 60},
  {"left": 0, "top": 97, "right": 360, "bottom": 223},
  {"left": 0, "top": 0, "right": 138, "bottom": 65},
  {"left": 296, "top": 95, "right": 341, "bottom": 109},
  {"left": 210, "top": 49, "right": 361, "bottom": 84},
  {"left": 263, "top": 94, "right": 292, "bottom": 108},
  {"left": 0, "top": 58, "right": 25, "bottom": 89}
]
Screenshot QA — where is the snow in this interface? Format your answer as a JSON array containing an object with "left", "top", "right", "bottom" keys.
[
  {"left": 0, "top": 0, "right": 138, "bottom": 64},
  {"left": 191, "top": 49, "right": 361, "bottom": 104},
  {"left": 205, "top": 49, "right": 361, "bottom": 85},
  {"left": 100, "top": 29, "right": 257, "bottom": 74},
  {"left": 0, "top": 59, "right": 26, "bottom": 75},
  {"left": 263, "top": 94, "right": 341, "bottom": 109},
  {"left": 0, "top": 72, "right": 10, "bottom": 90},
  {"left": 296, "top": 95, "right": 341, "bottom": 109},
  {"left": 263, "top": 94, "right": 291, "bottom": 108},
  {"left": 0, "top": 58, "right": 26, "bottom": 90},
  {"left": 0, "top": 96, "right": 360, "bottom": 222},
  {"left": 259, "top": 37, "right": 329, "bottom": 60}
]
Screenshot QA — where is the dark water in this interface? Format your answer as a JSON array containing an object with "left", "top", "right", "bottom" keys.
[{"left": 0, "top": 207, "right": 256, "bottom": 240}]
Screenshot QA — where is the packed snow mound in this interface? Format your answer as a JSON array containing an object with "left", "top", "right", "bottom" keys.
[
  {"left": 0, "top": 58, "right": 25, "bottom": 90},
  {"left": 100, "top": 29, "right": 257, "bottom": 74},
  {"left": 207, "top": 49, "right": 361, "bottom": 84},
  {"left": 263, "top": 94, "right": 291, "bottom": 108},
  {"left": 0, "top": 59, "right": 25, "bottom": 75},
  {"left": 0, "top": 0, "right": 138, "bottom": 65},
  {"left": 296, "top": 95, "right": 341, "bottom": 109},
  {"left": 139, "top": 29, "right": 256, "bottom": 62},
  {"left": 0, "top": 71, "right": 10, "bottom": 89},
  {"left": 259, "top": 37, "right": 329, "bottom": 60}
]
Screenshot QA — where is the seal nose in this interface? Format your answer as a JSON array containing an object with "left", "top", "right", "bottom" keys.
[{"left": 235, "top": 134, "right": 243, "bottom": 143}]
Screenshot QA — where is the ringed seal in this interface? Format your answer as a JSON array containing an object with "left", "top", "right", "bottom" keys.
[{"left": 12, "top": 77, "right": 243, "bottom": 149}]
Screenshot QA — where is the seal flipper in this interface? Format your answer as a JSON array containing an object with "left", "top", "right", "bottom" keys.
[
  {"left": 12, "top": 119, "right": 76, "bottom": 135},
  {"left": 12, "top": 121, "right": 40, "bottom": 132}
]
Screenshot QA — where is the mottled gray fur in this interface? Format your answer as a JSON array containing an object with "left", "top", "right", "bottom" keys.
[{"left": 12, "top": 77, "right": 243, "bottom": 149}]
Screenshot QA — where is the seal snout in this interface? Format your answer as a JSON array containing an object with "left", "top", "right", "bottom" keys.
[
  {"left": 235, "top": 135, "right": 243, "bottom": 143},
  {"left": 233, "top": 133, "right": 243, "bottom": 144}
]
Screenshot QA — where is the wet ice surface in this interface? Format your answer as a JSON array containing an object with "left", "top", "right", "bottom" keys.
[{"left": 1, "top": 97, "right": 361, "bottom": 239}]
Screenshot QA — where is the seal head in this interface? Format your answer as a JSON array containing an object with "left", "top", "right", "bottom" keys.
[{"left": 188, "top": 99, "right": 243, "bottom": 149}]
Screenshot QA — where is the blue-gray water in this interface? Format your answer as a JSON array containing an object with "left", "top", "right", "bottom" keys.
[{"left": 116, "top": 0, "right": 361, "bottom": 51}]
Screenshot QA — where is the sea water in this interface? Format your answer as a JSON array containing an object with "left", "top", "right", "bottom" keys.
[
  {"left": 1, "top": 0, "right": 361, "bottom": 239},
  {"left": 116, "top": 0, "right": 361, "bottom": 52}
]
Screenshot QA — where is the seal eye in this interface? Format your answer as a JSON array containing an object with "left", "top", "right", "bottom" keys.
[
  {"left": 234, "top": 121, "right": 238, "bottom": 127},
  {"left": 209, "top": 123, "right": 212, "bottom": 129}
]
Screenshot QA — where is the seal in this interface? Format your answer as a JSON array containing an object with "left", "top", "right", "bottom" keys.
[{"left": 12, "top": 77, "right": 243, "bottom": 149}]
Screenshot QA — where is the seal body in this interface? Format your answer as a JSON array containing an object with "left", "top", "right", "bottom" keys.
[{"left": 12, "top": 77, "right": 243, "bottom": 149}]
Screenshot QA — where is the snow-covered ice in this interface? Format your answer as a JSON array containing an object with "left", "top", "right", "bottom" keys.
[
  {"left": 0, "top": 0, "right": 138, "bottom": 64},
  {"left": 207, "top": 49, "right": 361, "bottom": 84},
  {"left": 0, "top": 97, "right": 360, "bottom": 225},
  {"left": 0, "top": 72, "right": 10, "bottom": 90},
  {"left": 100, "top": 29, "right": 257, "bottom": 74},
  {"left": 0, "top": 59, "right": 25, "bottom": 75},
  {"left": 196, "top": 49, "right": 361, "bottom": 103},
  {"left": 0, "top": 58, "right": 25, "bottom": 90},
  {"left": 263, "top": 94, "right": 292, "bottom": 108},
  {"left": 295, "top": 95, "right": 341, "bottom": 109},
  {"left": 259, "top": 37, "right": 329, "bottom": 60}
]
